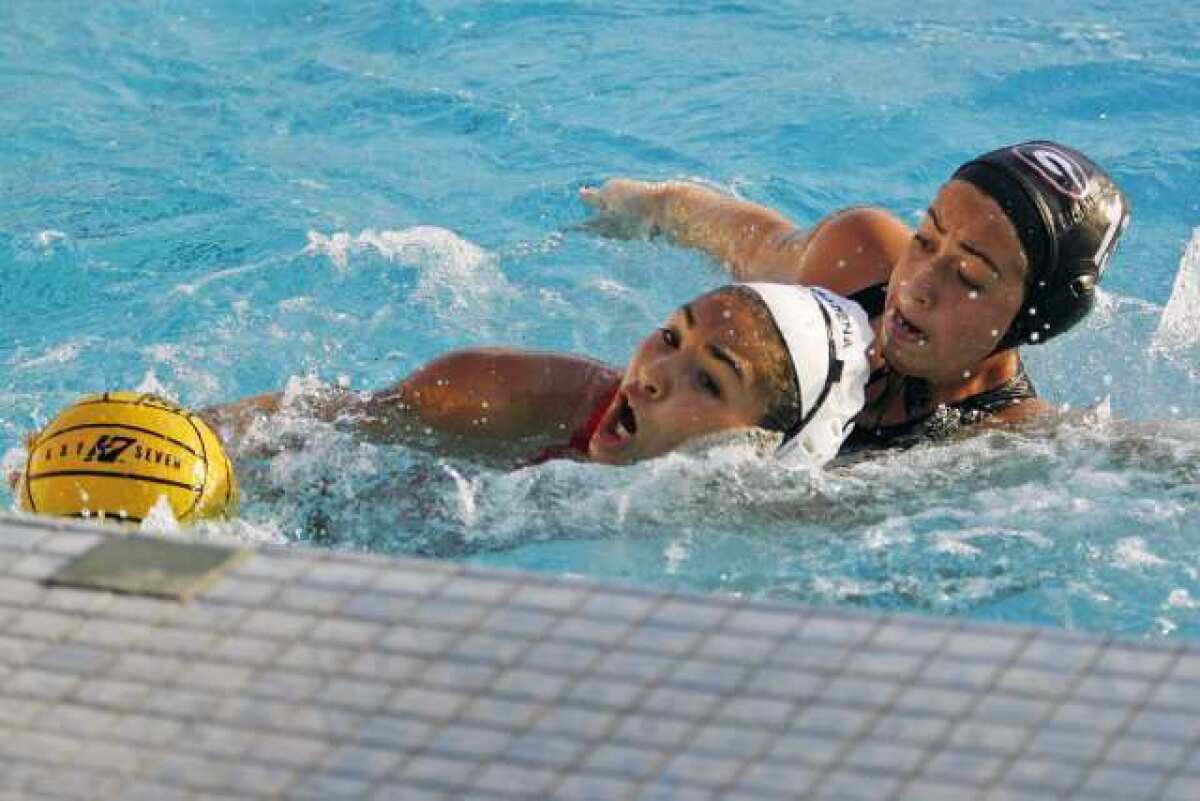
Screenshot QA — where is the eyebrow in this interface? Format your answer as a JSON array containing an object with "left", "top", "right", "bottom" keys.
[
  {"left": 927, "top": 207, "right": 945, "bottom": 232},
  {"left": 927, "top": 208, "right": 1002, "bottom": 278},
  {"left": 708, "top": 344, "right": 745, "bottom": 384},
  {"left": 960, "top": 241, "right": 1002, "bottom": 278},
  {"left": 678, "top": 304, "right": 745, "bottom": 385}
]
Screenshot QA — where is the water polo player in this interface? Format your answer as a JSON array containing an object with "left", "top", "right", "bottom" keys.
[
  {"left": 205, "top": 284, "right": 872, "bottom": 468},
  {"left": 581, "top": 140, "right": 1130, "bottom": 450}
]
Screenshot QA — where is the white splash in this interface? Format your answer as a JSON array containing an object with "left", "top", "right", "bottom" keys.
[
  {"left": 140, "top": 494, "right": 182, "bottom": 534},
  {"left": 36, "top": 230, "right": 68, "bottom": 248},
  {"left": 663, "top": 539, "right": 689, "bottom": 574},
  {"left": 1112, "top": 536, "right": 1167, "bottom": 569},
  {"left": 442, "top": 463, "right": 479, "bottom": 527},
  {"left": 135, "top": 370, "right": 175, "bottom": 399},
  {"left": 589, "top": 278, "right": 632, "bottom": 297},
  {"left": 1166, "top": 589, "right": 1198, "bottom": 609},
  {"left": 15, "top": 342, "right": 82, "bottom": 370},
  {"left": 171, "top": 258, "right": 275, "bottom": 296},
  {"left": 1154, "top": 226, "right": 1200, "bottom": 349},
  {"left": 303, "top": 226, "right": 513, "bottom": 314}
]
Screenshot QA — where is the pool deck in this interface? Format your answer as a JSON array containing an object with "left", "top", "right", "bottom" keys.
[{"left": 1, "top": 513, "right": 1197, "bottom": 800}]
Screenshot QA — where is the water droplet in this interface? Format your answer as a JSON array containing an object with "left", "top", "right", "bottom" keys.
[
  {"left": 836, "top": 259, "right": 847, "bottom": 268},
  {"left": 855, "top": 246, "right": 863, "bottom": 254},
  {"left": 1102, "top": 374, "right": 1113, "bottom": 387},
  {"left": 1170, "top": 406, "right": 1180, "bottom": 415},
  {"left": 1043, "top": 323, "right": 1050, "bottom": 330},
  {"left": 1029, "top": 332, "right": 1041, "bottom": 342},
  {"left": 481, "top": 401, "right": 490, "bottom": 409},
  {"left": 722, "top": 309, "right": 731, "bottom": 319},
  {"left": 968, "top": 291, "right": 979, "bottom": 300},
  {"left": 1028, "top": 307, "right": 1037, "bottom": 316},
  {"left": 867, "top": 348, "right": 876, "bottom": 357},
  {"left": 990, "top": 329, "right": 1000, "bottom": 337},
  {"left": 962, "top": 370, "right": 972, "bottom": 379}
]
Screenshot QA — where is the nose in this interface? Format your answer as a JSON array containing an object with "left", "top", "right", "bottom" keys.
[
  {"left": 905, "top": 255, "right": 943, "bottom": 309},
  {"left": 638, "top": 356, "right": 672, "bottom": 400}
]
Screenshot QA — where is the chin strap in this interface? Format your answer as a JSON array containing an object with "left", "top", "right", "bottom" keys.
[{"left": 782, "top": 300, "right": 843, "bottom": 447}]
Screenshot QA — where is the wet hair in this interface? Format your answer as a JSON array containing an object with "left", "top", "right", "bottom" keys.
[{"left": 709, "top": 285, "right": 803, "bottom": 435}]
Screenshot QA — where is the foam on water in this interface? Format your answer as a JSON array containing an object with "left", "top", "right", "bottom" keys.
[{"left": 1, "top": 0, "right": 1198, "bottom": 638}]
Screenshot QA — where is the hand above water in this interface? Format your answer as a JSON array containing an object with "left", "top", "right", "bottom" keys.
[{"left": 578, "top": 179, "right": 666, "bottom": 238}]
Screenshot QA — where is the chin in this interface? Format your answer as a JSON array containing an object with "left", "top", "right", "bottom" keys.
[
  {"left": 588, "top": 442, "right": 635, "bottom": 466},
  {"left": 881, "top": 339, "right": 921, "bottom": 376}
]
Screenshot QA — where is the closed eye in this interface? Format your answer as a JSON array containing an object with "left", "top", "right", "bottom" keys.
[
  {"left": 958, "top": 271, "right": 985, "bottom": 292},
  {"left": 660, "top": 327, "right": 679, "bottom": 348}
]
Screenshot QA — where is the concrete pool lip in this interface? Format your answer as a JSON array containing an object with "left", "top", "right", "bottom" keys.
[{"left": 0, "top": 513, "right": 1197, "bottom": 800}]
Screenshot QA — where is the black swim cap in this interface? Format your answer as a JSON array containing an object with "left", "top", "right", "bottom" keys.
[{"left": 952, "top": 141, "right": 1130, "bottom": 347}]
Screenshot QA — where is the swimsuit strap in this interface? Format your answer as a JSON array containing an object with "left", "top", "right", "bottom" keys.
[
  {"left": 523, "top": 382, "right": 619, "bottom": 467},
  {"left": 842, "top": 360, "right": 1038, "bottom": 453},
  {"left": 850, "top": 283, "right": 889, "bottom": 392},
  {"left": 847, "top": 282, "right": 888, "bottom": 319},
  {"left": 951, "top": 360, "right": 1037, "bottom": 417}
]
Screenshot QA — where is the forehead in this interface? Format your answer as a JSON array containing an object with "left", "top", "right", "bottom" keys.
[
  {"left": 684, "top": 290, "right": 770, "bottom": 344},
  {"left": 933, "top": 180, "right": 1027, "bottom": 273}
]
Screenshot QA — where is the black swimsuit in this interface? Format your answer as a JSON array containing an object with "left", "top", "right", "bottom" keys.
[{"left": 839, "top": 283, "right": 1039, "bottom": 454}]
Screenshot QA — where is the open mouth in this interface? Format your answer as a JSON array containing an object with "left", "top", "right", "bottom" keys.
[
  {"left": 889, "top": 308, "right": 928, "bottom": 344},
  {"left": 613, "top": 392, "right": 638, "bottom": 439},
  {"left": 593, "top": 390, "right": 639, "bottom": 454}
]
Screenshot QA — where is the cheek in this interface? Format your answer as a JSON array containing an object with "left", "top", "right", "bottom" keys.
[{"left": 948, "top": 295, "right": 1021, "bottom": 350}]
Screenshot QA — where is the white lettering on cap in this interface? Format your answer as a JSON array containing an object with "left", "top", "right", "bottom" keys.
[
  {"left": 1013, "top": 144, "right": 1089, "bottom": 199},
  {"left": 1094, "top": 200, "right": 1129, "bottom": 278}
]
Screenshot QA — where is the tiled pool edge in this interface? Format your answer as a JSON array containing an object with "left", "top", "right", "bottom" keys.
[{"left": 0, "top": 512, "right": 1197, "bottom": 800}]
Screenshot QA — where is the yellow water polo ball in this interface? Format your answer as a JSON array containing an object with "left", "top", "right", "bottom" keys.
[{"left": 16, "top": 392, "right": 238, "bottom": 524}]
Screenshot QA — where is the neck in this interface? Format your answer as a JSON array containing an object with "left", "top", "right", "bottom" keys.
[{"left": 927, "top": 347, "right": 1022, "bottom": 407}]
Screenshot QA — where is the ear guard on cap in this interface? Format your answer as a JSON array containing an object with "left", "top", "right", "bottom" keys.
[{"left": 740, "top": 283, "right": 873, "bottom": 466}]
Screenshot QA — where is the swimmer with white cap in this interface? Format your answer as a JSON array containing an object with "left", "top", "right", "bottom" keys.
[{"left": 205, "top": 284, "right": 873, "bottom": 468}]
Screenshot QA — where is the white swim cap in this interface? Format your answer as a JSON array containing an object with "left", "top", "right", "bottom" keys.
[{"left": 741, "top": 283, "right": 874, "bottom": 466}]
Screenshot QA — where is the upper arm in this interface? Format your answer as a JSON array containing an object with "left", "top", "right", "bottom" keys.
[
  {"left": 358, "top": 349, "right": 618, "bottom": 446},
  {"left": 694, "top": 203, "right": 912, "bottom": 291},
  {"left": 791, "top": 206, "right": 912, "bottom": 295}
]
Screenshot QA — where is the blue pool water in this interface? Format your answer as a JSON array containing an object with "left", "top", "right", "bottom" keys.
[{"left": 2, "top": 1, "right": 1198, "bottom": 639}]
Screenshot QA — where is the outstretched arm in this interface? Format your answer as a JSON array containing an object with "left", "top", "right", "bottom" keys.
[
  {"left": 201, "top": 349, "right": 620, "bottom": 461},
  {"left": 353, "top": 348, "right": 617, "bottom": 449},
  {"left": 581, "top": 179, "right": 810, "bottom": 283},
  {"left": 581, "top": 179, "right": 908, "bottom": 294}
]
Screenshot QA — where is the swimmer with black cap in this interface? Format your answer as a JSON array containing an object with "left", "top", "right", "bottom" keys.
[
  {"left": 204, "top": 284, "right": 873, "bottom": 468},
  {"left": 581, "top": 140, "right": 1130, "bottom": 450}
]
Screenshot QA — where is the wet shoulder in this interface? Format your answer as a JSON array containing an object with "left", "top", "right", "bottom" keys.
[{"left": 796, "top": 206, "right": 911, "bottom": 298}]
